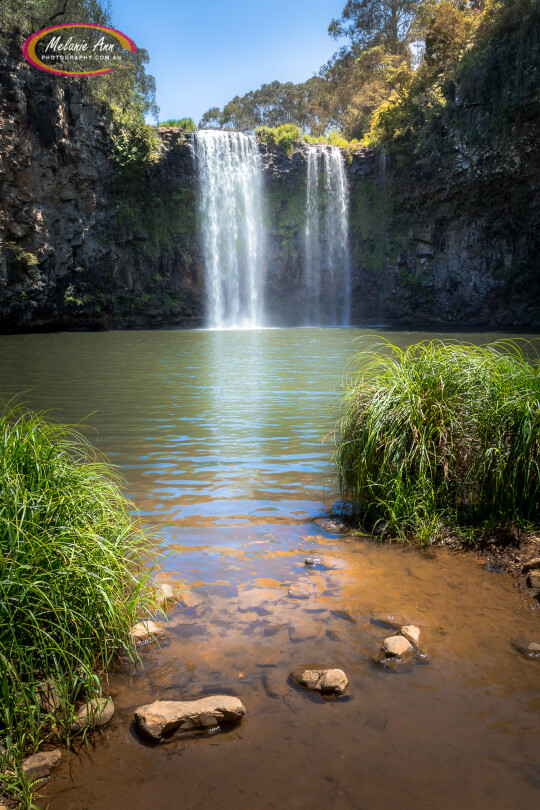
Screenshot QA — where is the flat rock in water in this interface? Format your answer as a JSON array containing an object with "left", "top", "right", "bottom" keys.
[
  {"left": 134, "top": 695, "right": 246, "bottom": 742},
  {"left": 513, "top": 639, "right": 540, "bottom": 658},
  {"left": 522, "top": 557, "right": 540, "bottom": 574},
  {"left": 71, "top": 697, "right": 114, "bottom": 732},
  {"left": 288, "top": 585, "right": 309, "bottom": 599},
  {"left": 130, "top": 620, "right": 164, "bottom": 642},
  {"left": 382, "top": 635, "right": 414, "bottom": 659},
  {"left": 400, "top": 625, "right": 420, "bottom": 646},
  {"left": 290, "top": 667, "right": 348, "bottom": 695},
  {"left": 22, "top": 749, "right": 62, "bottom": 781},
  {"left": 313, "top": 517, "right": 348, "bottom": 534}
]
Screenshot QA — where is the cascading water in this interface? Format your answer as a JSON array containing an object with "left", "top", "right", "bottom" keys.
[
  {"left": 194, "top": 131, "right": 266, "bottom": 329},
  {"left": 304, "top": 145, "right": 351, "bottom": 326}
]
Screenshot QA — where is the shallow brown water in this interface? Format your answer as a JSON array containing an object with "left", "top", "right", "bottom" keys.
[{"left": 0, "top": 328, "right": 539, "bottom": 809}]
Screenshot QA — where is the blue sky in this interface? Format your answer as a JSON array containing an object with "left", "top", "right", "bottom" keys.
[{"left": 109, "top": 0, "right": 347, "bottom": 124}]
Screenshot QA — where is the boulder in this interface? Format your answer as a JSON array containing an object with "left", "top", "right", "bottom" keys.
[
  {"left": 71, "top": 697, "right": 114, "bottom": 733},
  {"left": 522, "top": 557, "right": 540, "bottom": 574},
  {"left": 36, "top": 680, "right": 61, "bottom": 715},
  {"left": 305, "top": 556, "right": 323, "bottom": 567},
  {"left": 382, "top": 635, "right": 414, "bottom": 659},
  {"left": 400, "top": 625, "right": 420, "bottom": 646},
  {"left": 130, "top": 620, "right": 164, "bottom": 642},
  {"left": 134, "top": 696, "right": 246, "bottom": 742},
  {"left": 22, "top": 749, "right": 62, "bottom": 781},
  {"left": 290, "top": 667, "right": 348, "bottom": 695},
  {"left": 156, "top": 582, "right": 174, "bottom": 606},
  {"left": 527, "top": 570, "right": 540, "bottom": 590}
]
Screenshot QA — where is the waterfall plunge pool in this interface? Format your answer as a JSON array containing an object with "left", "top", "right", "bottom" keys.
[{"left": 0, "top": 327, "right": 539, "bottom": 810}]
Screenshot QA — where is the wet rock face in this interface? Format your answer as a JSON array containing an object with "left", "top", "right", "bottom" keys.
[
  {"left": 134, "top": 696, "right": 246, "bottom": 742},
  {"left": 290, "top": 667, "right": 348, "bottom": 695},
  {"left": 1, "top": 47, "right": 538, "bottom": 333},
  {"left": 0, "top": 53, "right": 203, "bottom": 332}
]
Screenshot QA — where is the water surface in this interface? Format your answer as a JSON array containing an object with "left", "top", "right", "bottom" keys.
[{"left": 0, "top": 328, "right": 539, "bottom": 809}]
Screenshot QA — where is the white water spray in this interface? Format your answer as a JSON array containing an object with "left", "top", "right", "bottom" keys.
[
  {"left": 194, "top": 131, "right": 266, "bottom": 329},
  {"left": 304, "top": 145, "right": 351, "bottom": 325}
]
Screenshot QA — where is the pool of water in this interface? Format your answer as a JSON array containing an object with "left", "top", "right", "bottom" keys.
[{"left": 1, "top": 327, "right": 539, "bottom": 809}]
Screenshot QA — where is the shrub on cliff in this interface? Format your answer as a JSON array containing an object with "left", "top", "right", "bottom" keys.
[
  {"left": 157, "top": 118, "right": 197, "bottom": 131},
  {"left": 255, "top": 124, "right": 302, "bottom": 155},
  {"left": 335, "top": 340, "right": 540, "bottom": 544},
  {"left": 0, "top": 404, "right": 154, "bottom": 804}
]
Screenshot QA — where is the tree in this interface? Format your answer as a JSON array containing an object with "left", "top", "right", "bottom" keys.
[{"left": 329, "top": 0, "right": 423, "bottom": 54}]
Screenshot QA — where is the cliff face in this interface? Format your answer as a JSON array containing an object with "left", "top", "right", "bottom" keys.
[
  {"left": 0, "top": 55, "right": 203, "bottom": 331},
  {"left": 0, "top": 51, "right": 538, "bottom": 332},
  {"left": 347, "top": 121, "right": 540, "bottom": 328}
]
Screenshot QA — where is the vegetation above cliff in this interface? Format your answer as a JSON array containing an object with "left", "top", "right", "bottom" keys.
[{"left": 200, "top": 0, "right": 540, "bottom": 152}]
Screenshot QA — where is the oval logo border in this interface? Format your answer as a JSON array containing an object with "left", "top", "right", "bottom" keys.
[{"left": 23, "top": 23, "right": 136, "bottom": 77}]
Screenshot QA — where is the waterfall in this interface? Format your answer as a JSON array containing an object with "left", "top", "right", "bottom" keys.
[
  {"left": 304, "top": 145, "right": 351, "bottom": 326},
  {"left": 194, "top": 130, "right": 266, "bottom": 329}
]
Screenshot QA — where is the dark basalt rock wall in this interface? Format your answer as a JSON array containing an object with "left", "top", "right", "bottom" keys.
[{"left": 1, "top": 50, "right": 538, "bottom": 332}]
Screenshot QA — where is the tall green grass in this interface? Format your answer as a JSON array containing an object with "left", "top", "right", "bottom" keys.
[
  {"left": 335, "top": 340, "right": 540, "bottom": 544},
  {"left": 0, "top": 404, "right": 154, "bottom": 804}
]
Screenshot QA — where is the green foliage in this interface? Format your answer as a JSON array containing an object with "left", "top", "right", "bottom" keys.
[
  {"left": 0, "top": 404, "right": 155, "bottom": 806},
  {"left": 5, "top": 242, "right": 39, "bottom": 275},
  {"left": 0, "top": 1, "right": 159, "bottom": 172},
  {"left": 335, "top": 339, "right": 540, "bottom": 544},
  {"left": 200, "top": 78, "right": 330, "bottom": 135},
  {"left": 328, "top": 0, "right": 422, "bottom": 55},
  {"left": 255, "top": 124, "right": 302, "bottom": 155},
  {"left": 157, "top": 118, "right": 197, "bottom": 131},
  {"left": 110, "top": 105, "right": 161, "bottom": 170}
]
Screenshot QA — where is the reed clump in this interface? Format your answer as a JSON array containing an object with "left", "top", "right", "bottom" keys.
[
  {"left": 335, "top": 339, "right": 540, "bottom": 544},
  {"left": 0, "top": 404, "right": 153, "bottom": 804}
]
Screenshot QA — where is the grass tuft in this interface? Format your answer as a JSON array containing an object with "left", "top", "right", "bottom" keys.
[
  {"left": 334, "top": 339, "right": 540, "bottom": 543},
  {"left": 0, "top": 404, "right": 155, "bottom": 805}
]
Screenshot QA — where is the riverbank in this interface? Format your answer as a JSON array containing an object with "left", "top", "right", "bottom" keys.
[
  {"left": 335, "top": 339, "right": 540, "bottom": 553},
  {"left": 0, "top": 405, "right": 154, "bottom": 807}
]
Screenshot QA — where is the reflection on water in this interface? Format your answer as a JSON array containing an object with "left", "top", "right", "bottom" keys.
[{"left": 0, "top": 328, "right": 539, "bottom": 809}]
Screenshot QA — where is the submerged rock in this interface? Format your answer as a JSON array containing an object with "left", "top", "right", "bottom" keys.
[
  {"left": 134, "top": 696, "right": 246, "bottom": 742},
  {"left": 130, "top": 620, "right": 164, "bottom": 642},
  {"left": 382, "top": 635, "right": 414, "bottom": 659},
  {"left": 400, "top": 625, "right": 420, "bottom": 646},
  {"left": 290, "top": 667, "right": 348, "bottom": 695},
  {"left": 155, "top": 582, "right": 175, "bottom": 607},
  {"left": 288, "top": 585, "right": 309, "bottom": 599},
  {"left": 22, "top": 749, "right": 62, "bottom": 781},
  {"left": 71, "top": 697, "right": 114, "bottom": 733},
  {"left": 312, "top": 517, "right": 348, "bottom": 534},
  {"left": 371, "top": 612, "right": 411, "bottom": 629},
  {"left": 513, "top": 639, "right": 540, "bottom": 659}
]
